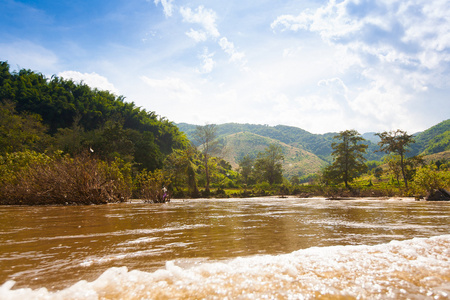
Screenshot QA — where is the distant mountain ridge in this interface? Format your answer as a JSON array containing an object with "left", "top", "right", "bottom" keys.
[{"left": 177, "top": 120, "right": 450, "bottom": 178}]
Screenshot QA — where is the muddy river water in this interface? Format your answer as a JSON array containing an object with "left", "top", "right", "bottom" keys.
[{"left": 0, "top": 197, "right": 449, "bottom": 299}]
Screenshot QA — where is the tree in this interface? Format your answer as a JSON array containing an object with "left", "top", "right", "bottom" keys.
[
  {"left": 254, "top": 144, "right": 284, "bottom": 185},
  {"left": 376, "top": 130, "right": 415, "bottom": 189},
  {"left": 164, "top": 145, "right": 199, "bottom": 197},
  {"left": 193, "top": 124, "right": 220, "bottom": 192},
  {"left": 383, "top": 154, "right": 402, "bottom": 185},
  {"left": 238, "top": 154, "right": 255, "bottom": 186},
  {"left": 324, "top": 130, "right": 368, "bottom": 188}
]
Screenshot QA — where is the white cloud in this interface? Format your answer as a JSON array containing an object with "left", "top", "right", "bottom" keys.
[
  {"left": 349, "top": 75, "right": 413, "bottom": 131},
  {"left": 197, "top": 48, "right": 215, "bottom": 74},
  {"left": 180, "top": 5, "right": 220, "bottom": 39},
  {"left": 219, "top": 37, "right": 246, "bottom": 66},
  {"left": 186, "top": 28, "right": 208, "bottom": 42},
  {"left": 271, "top": 0, "right": 450, "bottom": 90},
  {"left": 153, "top": 0, "right": 175, "bottom": 17},
  {"left": 58, "top": 71, "right": 119, "bottom": 94}
]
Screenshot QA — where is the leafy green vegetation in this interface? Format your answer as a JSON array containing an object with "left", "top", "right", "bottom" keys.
[
  {"left": 0, "top": 61, "right": 449, "bottom": 203},
  {"left": 0, "top": 61, "right": 189, "bottom": 204},
  {"left": 0, "top": 61, "right": 188, "bottom": 171},
  {"left": 323, "top": 130, "right": 368, "bottom": 188}
]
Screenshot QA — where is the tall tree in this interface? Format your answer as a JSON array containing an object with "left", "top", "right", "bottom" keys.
[
  {"left": 254, "top": 144, "right": 284, "bottom": 185},
  {"left": 324, "top": 130, "right": 368, "bottom": 188},
  {"left": 376, "top": 130, "right": 415, "bottom": 189},
  {"left": 193, "top": 124, "right": 220, "bottom": 192},
  {"left": 238, "top": 154, "right": 255, "bottom": 186},
  {"left": 164, "top": 145, "right": 199, "bottom": 196}
]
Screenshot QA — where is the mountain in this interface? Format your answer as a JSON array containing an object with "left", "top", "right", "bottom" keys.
[
  {"left": 177, "top": 120, "right": 450, "bottom": 178},
  {"left": 220, "top": 131, "right": 327, "bottom": 178},
  {"left": 177, "top": 123, "right": 328, "bottom": 178},
  {"left": 410, "top": 119, "right": 450, "bottom": 156},
  {"left": 178, "top": 123, "right": 335, "bottom": 160}
]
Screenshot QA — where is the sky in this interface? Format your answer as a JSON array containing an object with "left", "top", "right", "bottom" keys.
[{"left": 1, "top": 0, "right": 449, "bottom": 134}]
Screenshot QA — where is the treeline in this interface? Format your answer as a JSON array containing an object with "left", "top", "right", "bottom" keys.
[
  {"left": 0, "top": 61, "right": 186, "bottom": 170},
  {"left": 315, "top": 129, "right": 450, "bottom": 199},
  {"left": 0, "top": 61, "right": 225, "bottom": 204},
  {"left": 1, "top": 61, "right": 449, "bottom": 204}
]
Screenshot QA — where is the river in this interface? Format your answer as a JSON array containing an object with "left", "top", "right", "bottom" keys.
[{"left": 0, "top": 197, "right": 449, "bottom": 299}]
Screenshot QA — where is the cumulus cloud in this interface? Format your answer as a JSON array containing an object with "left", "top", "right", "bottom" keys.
[
  {"left": 58, "top": 71, "right": 119, "bottom": 94},
  {"left": 180, "top": 5, "right": 220, "bottom": 39},
  {"left": 153, "top": 0, "right": 174, "bottom": 17},
  {"left": 272, "top": 0, "right": 450, "bottom": 90}
]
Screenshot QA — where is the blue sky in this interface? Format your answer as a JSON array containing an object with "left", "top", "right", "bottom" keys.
[{"left": 1, "top": 0, "right": 449, "bottom": 134}]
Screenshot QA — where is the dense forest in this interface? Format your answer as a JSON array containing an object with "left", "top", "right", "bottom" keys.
[
  {"left": 0, "top": 61, "right": 203, "bottom": 204},
  {"left": 0, "top": 61, "right": 188, "bottom": 170},
  {"left": 1, "top": 61, "right": 449, "bottom": 204}
]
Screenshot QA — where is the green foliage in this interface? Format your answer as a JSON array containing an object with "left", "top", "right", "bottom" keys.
[
  {"left": 254, "top": 144, "right": 284, "bottom": 185},
  {"left": 0, "top": 150, "right": 53, "bottom": 185},
  {"left": 164, "top": 146, "right": 199, "bottom": 197},
  {"left": 376, "top": 130, "right": 415, "bottom": 188},
  {"left": 0, "top": 61, "right": 188, "bottom": 172},
  {"left": 0, "top": 101, "right": 50, "bottom": 154},
  {"left": 238, "top": 154, "right": 255, "bottom": 185},
  {"left": 412, "top": 166, "right": 450, "bottom": 197},
  {"left": 134, "top": 169, "right": 171, "bottom": 203},
  {"left": 422, "top": 131, "right": 450, "bottom": 155},
  {"left": 323, "top": 130, "right": 368, "bottom": 188},
  {"left": 411, "top": 119, "right": 450, "bottom": 156},
  {"left": 193, "top": 124, "right": 220, "bottom": 192}
]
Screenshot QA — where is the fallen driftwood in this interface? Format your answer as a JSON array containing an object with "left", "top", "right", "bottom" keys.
[{"left": 425, "top": 188, "right": 450, "bottom": 201}]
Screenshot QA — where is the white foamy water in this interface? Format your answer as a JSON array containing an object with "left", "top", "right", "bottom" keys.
[{"left": 2, "top": 235, "right": 449, "bottom": 299}]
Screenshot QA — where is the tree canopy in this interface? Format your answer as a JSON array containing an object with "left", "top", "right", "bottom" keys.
[
  {"left": 323, "top": 130, "right": 368, "bottom": 188},
  {"left": 376, "top": 129, "right": 415, "bottom": 188},
  {"left": 0, "top": 61, "right": 189, "bottom": 171}
]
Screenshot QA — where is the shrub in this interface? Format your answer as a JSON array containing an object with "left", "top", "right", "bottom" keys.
[
  {"left": 0, "top": 151, "right": 131, "bottom": 205},
  {"left": 412, "top": 166, "right": 450, "bottom": 197},
  {"left": 134, "top": 169, "right": 171, "bottom": 203}
]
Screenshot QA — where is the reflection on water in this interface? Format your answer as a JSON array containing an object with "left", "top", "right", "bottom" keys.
[{"left": 0, "top": 197, "right": 449, "bottom": 298}]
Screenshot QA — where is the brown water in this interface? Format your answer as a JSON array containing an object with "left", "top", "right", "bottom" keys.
[{"left": 1, "top": 197, "right": 449, "bottom": 299}]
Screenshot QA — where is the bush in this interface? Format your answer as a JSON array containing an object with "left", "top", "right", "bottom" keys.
[
  {"left": 134, "top": 169, "right": 171, "bottom": 203},
  {"left": 412, "top": 166, "right": 450, "bottom": 197},
  {"left": 0, "top": 151, "right": 131, "bottom": 205}
]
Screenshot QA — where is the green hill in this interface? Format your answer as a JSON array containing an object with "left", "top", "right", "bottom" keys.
[
  {"left": 411, "top": 119, "right": 450, "bottom": 156},
  {"left": 220, "top": 131, "right": 327, "bottom": 178},
  {"left": 177, "top": 120, "right": 450, "bottom": 178}
]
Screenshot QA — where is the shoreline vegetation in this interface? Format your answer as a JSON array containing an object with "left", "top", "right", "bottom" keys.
[
  {"left": 0, "top": 149, "right": 447, "bottom": 206},
  {"left": 0, "top": 62, "right": 449, "bottom": 205}
]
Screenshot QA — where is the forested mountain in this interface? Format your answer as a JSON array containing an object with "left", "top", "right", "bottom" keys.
[
  {"left": 219, "top": 131, "right": 327, "bottom": 178},
  {"left": 411, "top": 119, "right": 450, "bottom": 156},
  {"left": 0, "top": 61, "right": 188, "bottom": 171},
  {"left": 177, "top": 120, "right": 450, "bottom": 178}
]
